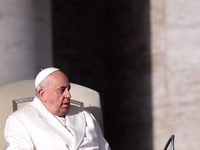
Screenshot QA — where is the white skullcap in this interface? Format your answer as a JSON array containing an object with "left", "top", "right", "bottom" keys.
[{"left": 35, "top": 67, "right": 60, "bottom": 89}]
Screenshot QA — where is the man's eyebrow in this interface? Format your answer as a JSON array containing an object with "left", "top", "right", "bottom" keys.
[{"left": 58, "top": 85, "right": 71, "bottom": 89}]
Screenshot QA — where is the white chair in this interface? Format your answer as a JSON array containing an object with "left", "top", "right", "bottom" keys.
[{"left": 0, "top": 79, "right": 103, "bottom": 150}]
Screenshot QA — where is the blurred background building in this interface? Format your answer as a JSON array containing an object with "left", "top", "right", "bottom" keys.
[{"left": 1, "top": 0, "right": 200, "bottom": 149}]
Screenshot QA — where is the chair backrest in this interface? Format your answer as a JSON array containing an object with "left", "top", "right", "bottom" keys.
[{"left": 0, "top": 79, "right": 103, "bottom": 150}]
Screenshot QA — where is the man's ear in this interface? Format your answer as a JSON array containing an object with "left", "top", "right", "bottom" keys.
[{"left": 38, "top": 89, "right": 47, "bottom": 103}]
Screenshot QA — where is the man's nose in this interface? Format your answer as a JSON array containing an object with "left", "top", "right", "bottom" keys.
[{"left": 65, "top": 90, "right": 71, "bottom": 98}]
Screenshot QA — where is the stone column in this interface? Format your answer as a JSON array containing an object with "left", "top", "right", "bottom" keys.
[
  {"left": 151, "top": 0, "right": 200, "bottom": 150},
  {"left": 0, "top": 0, "right": 52, "bottom": 84}
]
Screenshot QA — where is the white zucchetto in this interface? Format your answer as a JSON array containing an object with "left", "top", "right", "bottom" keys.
[{"left": 35, "top": 67, "right": 60, "bottom": 89}]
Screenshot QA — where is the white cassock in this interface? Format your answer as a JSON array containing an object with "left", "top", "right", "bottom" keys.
[{"left": 4, "top": 97, "right": 110, "bottom": 150}]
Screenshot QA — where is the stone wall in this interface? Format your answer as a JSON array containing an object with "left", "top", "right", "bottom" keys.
[
  {"left": 151, "top": 0, "right": 200, "bottom": 150},
  {"left": 0, "top": 0, "right": 52, "bottom": 84}
]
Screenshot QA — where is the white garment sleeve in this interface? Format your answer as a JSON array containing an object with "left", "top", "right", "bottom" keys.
[
  {"left": 80, "top": 111, "right": 111, "bottom": 150},
  {"left": 93, "top": 117, "right": 111, "bottom": 150},
  {"left": 4, "top": 115, "right": 34, "bottom": 150}
]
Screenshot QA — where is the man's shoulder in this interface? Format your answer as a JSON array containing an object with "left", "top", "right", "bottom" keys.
[
  {"left": 68, "top": 105, "right": 84, "bottom": 113},
  {"left": 68, "top": 105, "right": 94, "bottom": 119},
  {"left": 68, "top": 105, "right": 92, "bottom": 115},
  {"left": 11, "top": 102, "right": 36, "bottom": 118}
]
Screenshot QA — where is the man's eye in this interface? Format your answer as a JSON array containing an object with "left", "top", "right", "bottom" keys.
[
  {"left": 68, "top": 85, "right": 71, "bottom": 91},
  {"left": 60, "top": 88, "right": 65, "bottom": 92},
  {"left": 57, "top": 88, "right": 65, "bottom": 94}
]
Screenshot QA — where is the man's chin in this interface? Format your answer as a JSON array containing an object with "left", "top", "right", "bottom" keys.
[{"left": 61, "top": 106, "right": 70, "bottom": 115}]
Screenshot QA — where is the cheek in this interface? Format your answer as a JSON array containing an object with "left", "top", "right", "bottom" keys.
[
  {"left": 46, "top": 94, "right": 64, "bottom": 108},
  {"left": 46, "top": 100, "right": 61, "bottom": 112},
  {"left": 47, "top": 96, "right": 58, "bottom": 106},
  {"left": 53, "top": 96, "right": 64, "bottom": 106}
]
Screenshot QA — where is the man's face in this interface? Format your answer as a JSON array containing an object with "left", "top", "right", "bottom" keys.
[{"left": 41, "top": 71, "right": 71, "bottom": 117}]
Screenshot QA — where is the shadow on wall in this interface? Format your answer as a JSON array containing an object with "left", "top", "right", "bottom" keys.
[
  {"left": 51, "top": 0, "right": 152, "bottom": 149},
  {"left": 105, "top": 0, "right": 152, "bottom": 149}
]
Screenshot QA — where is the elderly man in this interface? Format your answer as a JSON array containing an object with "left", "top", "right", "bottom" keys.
[{"left": 4, "top": 67, "right": 110, "bottom": 150}]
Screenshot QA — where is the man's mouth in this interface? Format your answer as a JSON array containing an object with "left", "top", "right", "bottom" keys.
[{"left": 62, "top": 102, "right": 70, "bottom": 107}]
